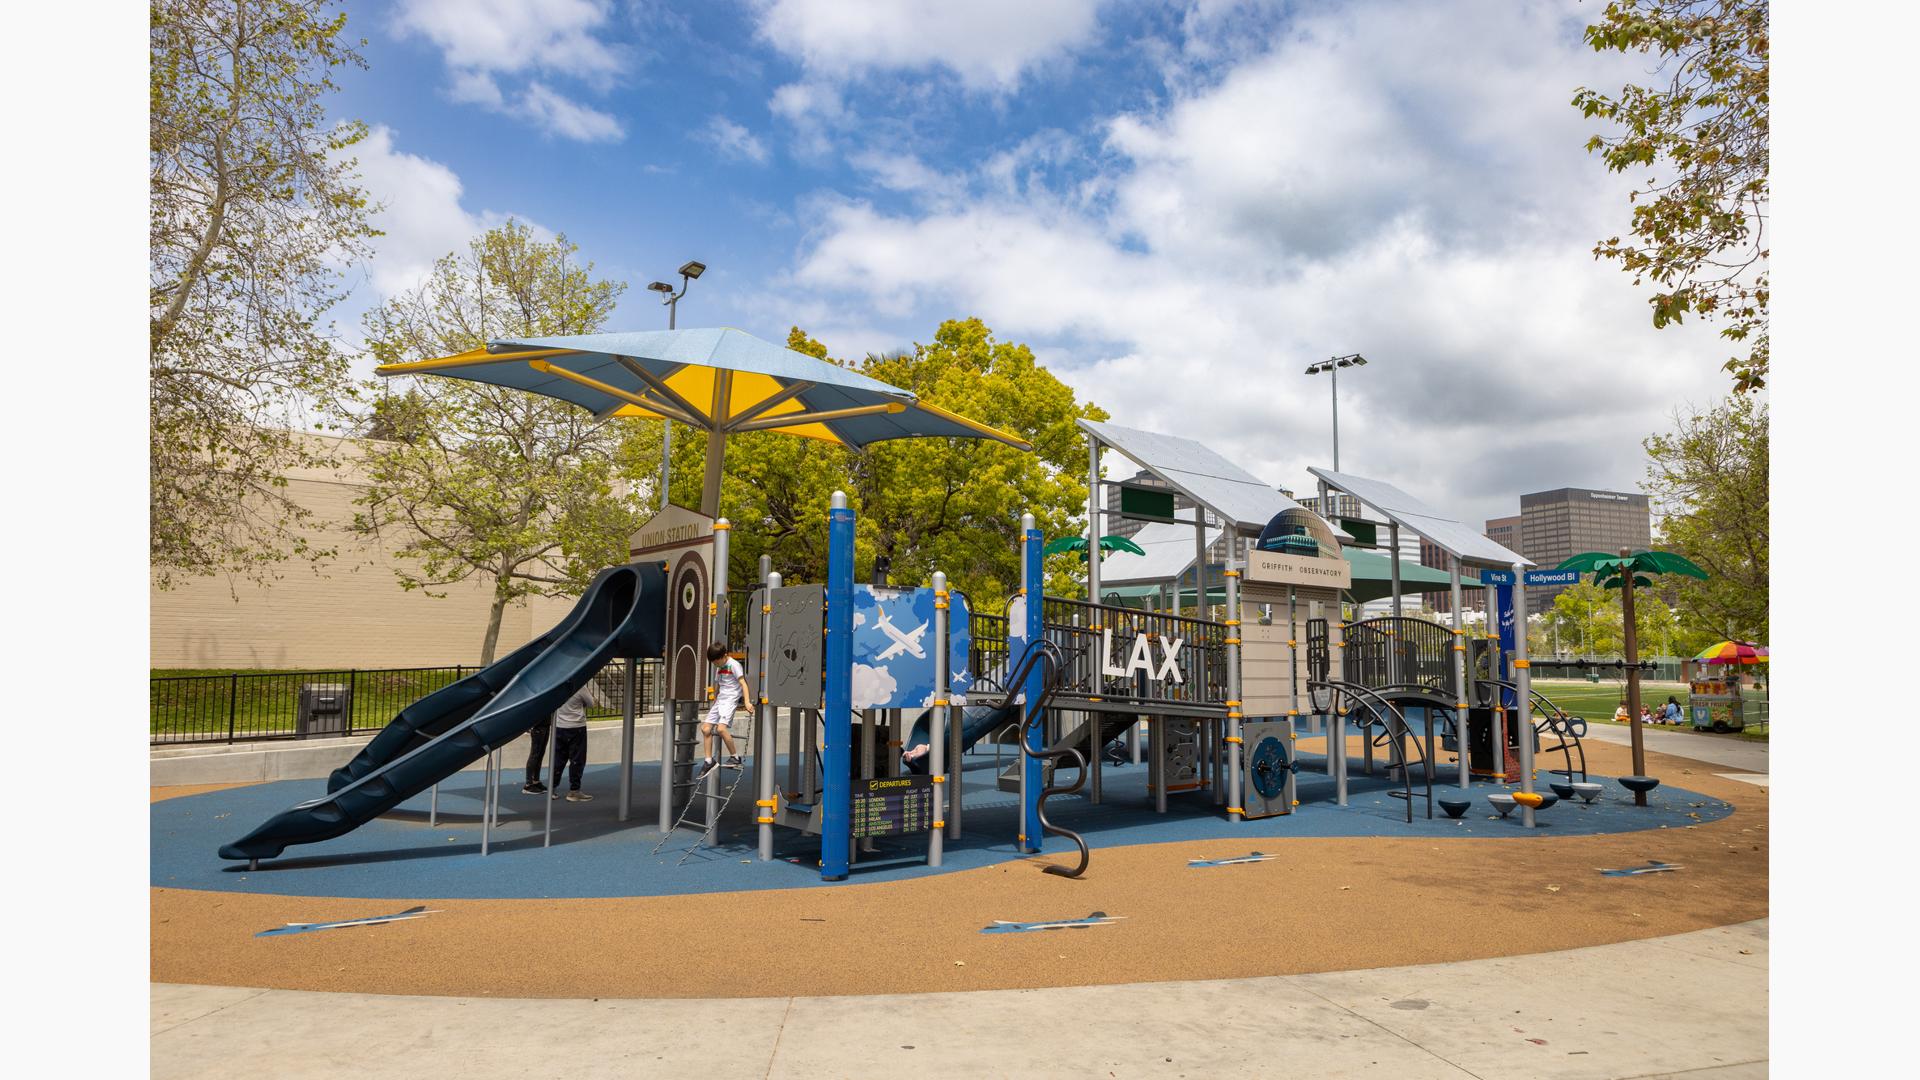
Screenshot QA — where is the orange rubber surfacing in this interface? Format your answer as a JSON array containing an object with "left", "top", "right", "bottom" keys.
[{"left": 151, "top": 740, "right": 1767, "bottom": 999}]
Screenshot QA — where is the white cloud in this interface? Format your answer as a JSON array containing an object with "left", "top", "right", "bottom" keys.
[
  {"left": 698, "top": 117, "right": 770, "bottom": 164},
  {"left": 392, "top": 0, "right": 622, "bottom": 78},
  {"left": 773, "top": 0, "right": 1736, "bottom": 528},
  {"left": 850, "top": 663, "right": 897, "bottom": 710},
  {"left": 393, "top": 0, "right": 628, "bottom": 142},
  {"left": 752, "top": 0, "right": 1103, "bottom": 90},
  {"left": 344, "top": 125, "right": 549, "bottom": 299},
  {"left": 516, "top": 82, "right": 625, "bottom": 142}
]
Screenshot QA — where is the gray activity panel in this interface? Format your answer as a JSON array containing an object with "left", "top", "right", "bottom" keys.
[
  {"left": 764, "top": 584, "right": 826, "bottom": 708},
  {"left": 1241, "top": 720, "right": 1295, "bottom": 819}
]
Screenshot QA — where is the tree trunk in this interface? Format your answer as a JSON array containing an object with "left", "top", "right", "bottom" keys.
[
  {"left": 480, "top": 591, "right": 508, "bottom": 667},
  {"left": 1620, "top": 547, "right": 1647, "bottom": 804},
  {"left": 480, "top": 553, "right": 516, "bottom": 665}
]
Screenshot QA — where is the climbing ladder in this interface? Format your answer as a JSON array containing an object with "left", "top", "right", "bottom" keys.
[{"left": 651, "top": 761, "right": 751, "bottom": 865}]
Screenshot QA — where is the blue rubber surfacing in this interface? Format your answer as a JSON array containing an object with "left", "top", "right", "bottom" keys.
[{"left": 151, "top": 754, "right": 1736, "bottom": 901}]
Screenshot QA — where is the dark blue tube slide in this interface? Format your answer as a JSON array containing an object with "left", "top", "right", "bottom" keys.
[
  {"left": 326, "top": 632, "right": 556, "bottom": 793},
  {"left": 219, "top": 563, "right": 667, "bottom": 863},
  {"left": 900, "top": 702, "right": 1017, "bottom": 773}
]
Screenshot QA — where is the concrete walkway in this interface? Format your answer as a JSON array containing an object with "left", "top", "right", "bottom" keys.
[
  {"left": 153, "top": 920, "right": 1767, "bottom": 1079},
  {"left": 1579, "top": 723, "right": 1770, "bottom": 774}
]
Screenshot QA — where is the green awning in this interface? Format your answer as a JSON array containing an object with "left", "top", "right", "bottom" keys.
[
  {"left": 1342, "top": 547, "right": 1481, "bottom": 603},
  {"left": 1097, "top": 547, "right": 1478, "bottom": 608}
]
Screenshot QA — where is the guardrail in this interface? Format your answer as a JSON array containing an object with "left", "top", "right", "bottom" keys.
[{"left": 150, "top": 659, "right": 668, "bottom": 746}]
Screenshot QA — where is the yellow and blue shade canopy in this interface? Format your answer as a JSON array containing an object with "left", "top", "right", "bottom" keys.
[{"left": 374, "top": 327, "right": 1032, "bottom": 452}]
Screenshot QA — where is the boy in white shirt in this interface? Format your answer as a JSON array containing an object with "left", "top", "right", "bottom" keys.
[
  {"left": 549, "top": 682, "right": 597, "bottom": 801},
  {"left": 694, "top": 641, "right": 745, "bottom": 781}
]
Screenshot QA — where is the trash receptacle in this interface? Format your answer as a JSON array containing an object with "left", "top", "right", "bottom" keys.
[{"left": 296, "top": 682, "right": 351, "bottom": 738}]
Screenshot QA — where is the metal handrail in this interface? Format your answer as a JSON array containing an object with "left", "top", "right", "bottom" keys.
[
  {"left": 1309, "top": 678, "right": 1434, "bottom": 822},
  {"left": 1003, "top": 640, "right": 1089, "bottom": 879},
  {"left": 1487, "top": 679, "right": 1588, "bottom": 783}
]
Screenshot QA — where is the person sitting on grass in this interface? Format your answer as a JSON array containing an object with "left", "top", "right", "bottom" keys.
[
  {"left": 1613, "top": 701, "right": 1630, "bottom": 724},
  {"left": 694, "top": 641, "right": 746, "bottom": 781}
]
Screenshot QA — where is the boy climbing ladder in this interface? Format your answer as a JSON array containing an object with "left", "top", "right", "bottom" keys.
[{"left": 693, "top": 641, "right": 745, "bottom": 781}]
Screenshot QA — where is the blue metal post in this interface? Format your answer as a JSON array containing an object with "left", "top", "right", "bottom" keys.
[
  {"left": 821, "top": 492, "right": 855, "bottom": 881},
  {"left": 1021, "top": 515, "right": 1045, "bottom": 854}
]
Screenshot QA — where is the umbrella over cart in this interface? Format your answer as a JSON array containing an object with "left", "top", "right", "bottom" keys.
[{"left": 1693, "top": 640, "right": 1769, "bottom": 665}]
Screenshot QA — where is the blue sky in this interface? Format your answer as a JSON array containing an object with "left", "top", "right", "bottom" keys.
[{"left": 327, "top": 0, "right": 1740, "bottom": 528}]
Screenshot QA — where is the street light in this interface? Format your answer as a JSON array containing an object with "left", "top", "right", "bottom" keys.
[
  {"left": 649, "top": 260, "right": 707, "bottom": 510},
  {"left": 1303, "top": 353, "right": 1367, "bottom": 471}
]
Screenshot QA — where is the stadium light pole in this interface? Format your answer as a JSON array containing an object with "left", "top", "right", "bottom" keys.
[
  {"left": 1303, "top": 353, "right": 1367, "bottom": 471},
  {"left": 646, "top": 261, "right": 707, "bottom": 509}
]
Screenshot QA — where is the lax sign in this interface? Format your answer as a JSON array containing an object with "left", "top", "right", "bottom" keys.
[{"left": 1098, "top": 628, "right": 1184, "bottom": 683}]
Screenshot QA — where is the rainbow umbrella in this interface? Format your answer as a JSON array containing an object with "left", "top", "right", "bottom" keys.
[{"left": 1693, "top": 640, "right": 1769, "bottom": 665}]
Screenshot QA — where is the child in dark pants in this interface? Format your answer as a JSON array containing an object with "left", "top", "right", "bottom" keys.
[
  {"left": 523, "top": 717, "right": 550, "bottom": 794},
  {"left": 549, "top": 683, "right": 597, "bottom": 801}
]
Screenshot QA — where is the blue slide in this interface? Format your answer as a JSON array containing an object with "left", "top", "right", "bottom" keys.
[
  {"left": 219, "top": 563, "right": 667, "bottom": 863},
  {"left": 900, "top": 702, "right": 1017, "bottom": 772},
  {"left": 326, "top": 631, "right": 560, "bottom": 793}
]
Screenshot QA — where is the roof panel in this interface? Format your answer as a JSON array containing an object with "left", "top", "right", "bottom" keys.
[
  {"left": 1096, "top": 520, "right": 1222, "bottom": 585},
  {"left": 1081, "top": 419, "right": 1302, "bottom": 530},
  {"left": 1307, "top": 467, "right": 1531, "bottom": 567}
]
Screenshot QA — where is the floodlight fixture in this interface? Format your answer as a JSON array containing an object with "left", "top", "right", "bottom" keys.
[
  {"left": 1303, "top": 352, "right": 1372, "bottom": 471},
  {"left": 678, "top": 260, "right": 707, "bottom": 280},
  {"left": 647, "top": 281, "right": 675, "bottom": 294}
]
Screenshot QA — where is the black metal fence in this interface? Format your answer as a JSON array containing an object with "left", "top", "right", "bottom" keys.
[{"left": 151, "top": 659, "right": 668, "bottom": 746}]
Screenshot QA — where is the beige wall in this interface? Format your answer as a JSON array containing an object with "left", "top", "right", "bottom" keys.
[
  {"left": 151, "top": 435, "right": 576, "bottom": 670},
  {"left": 1239, "top": 583, "right": 1343, "bottom": 717}
]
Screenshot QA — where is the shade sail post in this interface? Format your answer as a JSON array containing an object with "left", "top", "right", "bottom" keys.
[{"left": 700, "top": 372, "right": 732, "bottom": 518}]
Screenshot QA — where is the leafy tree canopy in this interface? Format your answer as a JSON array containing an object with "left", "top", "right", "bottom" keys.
[
  {"left": 1643, "top": 393, "right": 1769, "bottom": 644},
  {"left": 150, "top": 0, "right": 378, "bottom": 586},
  {"left": 1575, "top": 0, "right": 1769, "bottom": 391},
  {"left": 355, "top": 222, "right": 633, "bottom": 663}
]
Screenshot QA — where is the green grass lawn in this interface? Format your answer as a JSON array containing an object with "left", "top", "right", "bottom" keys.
[{"left": 1532, "top": 678, "right": 1769, "bottom": 741}]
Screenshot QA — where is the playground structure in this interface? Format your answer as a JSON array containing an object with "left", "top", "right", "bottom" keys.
[{"left": 218, "top": 331, "right": 1611, "bottom": 882}]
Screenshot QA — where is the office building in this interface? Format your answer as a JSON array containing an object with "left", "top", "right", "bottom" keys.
[{"left": 1516, "top": 487, "right": 1652, "bottom": 609}]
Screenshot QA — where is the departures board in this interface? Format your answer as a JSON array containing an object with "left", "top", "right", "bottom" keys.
[{"left": 851, "top": 774, "right": 935, "bottom": 838}]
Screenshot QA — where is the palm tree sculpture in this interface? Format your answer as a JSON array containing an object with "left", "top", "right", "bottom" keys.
[
  {"left": 1043, "top": 535, "right": 1148, "bottom": 562},
  {"left": 1556, "top": 549, "right": 1709, "bottom": 803}
]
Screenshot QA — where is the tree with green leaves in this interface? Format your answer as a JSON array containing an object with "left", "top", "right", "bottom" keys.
[
  {"left": 355, "top": 222, "right": 635, "bottom": 663},
  {"left": 627, "top": 320, "right": 1107, "bottom": 611},
  {"left": 1574, "top": 0, "right": 1769, "bottom": 391},
  {"left": 151, "top": 0, "right": 379, "bottom": 586},
  {"left": 1644, "top": 394, "right": 1768, "bottom": 644}
]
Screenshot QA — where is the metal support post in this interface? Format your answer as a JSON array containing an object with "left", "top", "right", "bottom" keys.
[
  {"left": 1085, "top": 437, "right": 1104, "bottom": 804},
  {"left": 1192, "top": 510, "right": 1209, "bottom": 621},
  {"left": 544, "top": 709, "right": 559, "bottom": 847},
  {"left": 1149, "top": 716, "right": 1167, "bottom": 813},
  {"left": 1225, "top": 564, "right": 1244, "bottom": 821},
  {"left": 930, "top": 570, "right": 950, "bottom": 867},
  {"left": 821, "top": 492, "right": 855, "bottom": 880},
  {"left": 429, "top": 783, "right": 438, "bottom": 827},
  {"left": 618, "top": 657, "right": 637, "bottom": 821},
  {"left": 757, "top": 571, "right": 780, "bottom": 861},
  {"left": 703, "top": 518, "right": 731, "bottom": 845},
  {"left": 481, "top": 748, "right": 498, "bottom": 856},
  {"left": 658, "top": 704, "right": 678, "bottom": 835},
  {"left": 1020, "top": 514, "right": 1045, "bottom": 853},
  {"left": 1449, "top": 558, "right": 1469, "bottom": 791},
  {"left": 1513, "top": 562, "right": 1537, "bottom": 827},
  {"left": 1389, "top": 521, "right": 1403, "bottom": 617}
]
